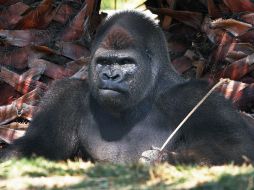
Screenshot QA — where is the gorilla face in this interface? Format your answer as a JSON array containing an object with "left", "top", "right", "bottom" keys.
[{"left": 89, "top": 47, "right": 153, "bottom": 111}]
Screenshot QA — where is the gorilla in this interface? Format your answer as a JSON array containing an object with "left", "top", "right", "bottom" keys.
[{"left": 2, "top": 11, "right": 254, "bottom": 165}]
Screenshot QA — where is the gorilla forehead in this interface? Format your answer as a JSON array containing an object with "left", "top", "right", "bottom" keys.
[
  {"left": 100, "top": 26, "right": 135, "bottom": 50},
  {"left": 92, "top": 11, "right": 166, "bottom": 56}
]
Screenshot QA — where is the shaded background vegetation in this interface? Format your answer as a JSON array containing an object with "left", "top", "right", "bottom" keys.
[{"left": 101, "top": 0, "right": 145, "bottom": 10}]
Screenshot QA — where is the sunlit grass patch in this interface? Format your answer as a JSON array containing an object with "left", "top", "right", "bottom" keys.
[{"left": 0, "top": 158, "right": 254, "bottom": 190}]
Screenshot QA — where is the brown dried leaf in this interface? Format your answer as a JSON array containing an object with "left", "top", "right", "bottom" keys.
[
  {"left": 65, "top": 56, "right": 89, "bottom": 71},
  {"left": 168, "top": 40, "right": 188, "bottom": 59},
  {"left": 0, "top": 83, "right": 20, "bottom": 105},
  {"left": 226, "top": 51, "right": 247, "bottom": 62},
  {"left": 237, "top": 29, "right": 254, "bottom": 44},
  {"left": 223, "top": 0, "right": 254, "bottom": 12},
  {"left": 57, "top": 42, "right": 90, "bottom": 60},
  {"left": 220, "top": 53, "right": 254, "bottom": 80},
  {"left": 32, "top": 45, "right": 56, "bottom": 54},
  {"left": 202, "top": 17, "right": 232, "bottom": 44},
  {"left": 0, "top": 2, "right": 29, "bottom": 28},
  {"left": 14, "top": 0, "right": 54, "bottom": 29},
  {"left": 184, "top": 49, "right": 199, "bottom": 61},
  {"left": 53, "top": 4, "right": 74, "bottom": 24},
  {"left": 162, "top": 15, "right": 173, "bottom": 30},
  {"left": 21, "top": 64, "right": 46, "bottom": 81},
  {"left": 0, "top": 89, "right": 45, "bottom": 125},
  {"left": 161, "top": 0, "right": 175, "bottom": 30},
  {"left": 148, "top": 7, "right": 203, "bottom": 29},
  {"left": 0, "top": 47, "right": 31, "bottom": 69},
  {"left": 0, "top": 0, "right": 19, "bottom": 5},
  {"left": 0, "top": 127, "right": 25, "bottom": 143},
  {"left": 231, "top": 43, "right": 254, "bottom": 55},
  {"left": 29, "top": 59, "right": 78, "bottom": 79},
  {"left": 61, "top": 4, "right": 89, "bottom": 41},
  {"left": 211, "top": 18, "right": 252, "bottom": 37},
  {"left": 235, "top": 83, "right": 254, "bottom": 110},
  {"left": 241, "top": 13, "right": 254, "bottom": 25},
  {"left": 0, "top": 102, "right": 38, "bottom": 122},
  {"left": 202, "top": 17, "right": 235, "bottom": 63},
  {"left": 172, "top": 56, "right": 193, "bottom": 74},
  {"left": 217, "top": 2, "right": 231, "bottom": 15},
  {"left": 65, "top": 0, "right": 83, "bottom": 4},
  {"left": 1, "top": 122, "right": 28, "bottom": 130},
  {"left": 241, "top": 76, "right": 254, "bottom": 84},
  {"left": 71, "top": 65, "right": 88, "bottom": 80},
  {"left": 212, "top": 36, "right": 235, "bottom": 64},
  {"left": 0, "top": 30, "right": 51, "bottom": 47},
  {"left": 89, "top": 13, "right": 107, "bottom": 34},
  {"left": 0, "top": 46, "right": 54, "bottom": 69},
  {"left": 217, "top": 80, "right": 248, "bottom": 103},
  {"left": 20, "top": 104, "right": 38, "bottom": 120},
  {"left": 0, "top": 66, "right": 47, "bottom": 94},
  {"left": 0, "top": 104, "right": 17, "bottom": 125},
  {"left": 4, "top": 2, "right": 28, "bottom": 15},
  {"left": 86, "top": 0, "right": 95, "bottom": 17},
  {"left": 193, "top": 59, "right": 206, "bottom": 78},
  {"left": 16, "top": 88, "right": 46, "bottom": 106},
  {"left": 183, "top": 50, "right": 205, "bottom": 78},
  {"left": 207, "top": 0, "right": 222, "bottom": 18},
  {"left": 0, "top": 0, "right": 8, "bottom": 3}
]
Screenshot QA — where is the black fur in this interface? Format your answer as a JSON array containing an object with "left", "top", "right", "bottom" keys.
[{"left": 2, "top": 11, "right": 254, "bottom": 164}]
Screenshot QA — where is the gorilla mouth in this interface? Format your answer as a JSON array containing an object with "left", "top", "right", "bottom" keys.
[
  {"left": 99, "top": 88, "right": 126, "bottom": 98},
  {"left": 99, "top": 87, "right": 125, "bottom": 94},
  {"left": 99, "top": 83, "right": 128, "bottom": 94},
  {"left": 100, "top": 88, "right": 121, "bottom": 94},
  {"left": 98, "top": 84, "right": 129, "bottom": 97}
]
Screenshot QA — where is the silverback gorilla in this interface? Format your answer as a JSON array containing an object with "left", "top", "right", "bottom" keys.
[{"left": 2, "top": 11, "right": 254, "bottom": 165}]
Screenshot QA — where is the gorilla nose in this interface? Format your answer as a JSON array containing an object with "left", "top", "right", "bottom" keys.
[{"left": 101, "top": 71, "right": 123, "bottom": 82}]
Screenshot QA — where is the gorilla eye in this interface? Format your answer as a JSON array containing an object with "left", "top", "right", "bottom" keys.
[
  {"left": 97, "top": 58, "right": 109, "bottom": 65},
  {"left": 120, "top": 58, "right": 134, "bottom": 65}
]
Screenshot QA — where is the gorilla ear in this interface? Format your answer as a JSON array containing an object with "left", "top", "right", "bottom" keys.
[{"left": 100, "top": 26, "right": 135, "bottom": 50}]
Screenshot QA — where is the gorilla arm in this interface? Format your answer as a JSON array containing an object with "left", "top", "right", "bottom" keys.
[
  {"left": 147, "top": 80, "right": 254, "bottom": 165},
  {"left": 1, "top": 79, "right": 89, "bottom": 160}
]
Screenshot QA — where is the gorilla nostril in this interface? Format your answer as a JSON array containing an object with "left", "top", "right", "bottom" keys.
[
  {"left": 100, "top": 71, "right": 123, "bottom": 82},
  {"left": 102, "top": 72, "right": 110, "bottom": 80},
  {"left": 112, "top": 74, "right": 120, "bottom": 80}
]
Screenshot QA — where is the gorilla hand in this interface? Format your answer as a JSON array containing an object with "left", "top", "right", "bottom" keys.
[{"left": 139, "top": 146, "right": 169, "bottom": 165}]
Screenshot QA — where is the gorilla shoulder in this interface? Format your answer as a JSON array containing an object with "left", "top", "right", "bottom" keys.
[
  {"left": 157, "top": 79, "right": 242, "bottom": 125},
  {"left": 39, "top": 79, "right": 89, "bottom": 110}
]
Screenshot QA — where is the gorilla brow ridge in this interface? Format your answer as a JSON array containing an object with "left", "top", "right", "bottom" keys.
[{"left": 100, "top": 26, "right": 135, "bottom": 50}]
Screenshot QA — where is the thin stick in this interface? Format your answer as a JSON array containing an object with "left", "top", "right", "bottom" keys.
[{"left": 159, "top": 78, "right": 230, "bottom": 151}]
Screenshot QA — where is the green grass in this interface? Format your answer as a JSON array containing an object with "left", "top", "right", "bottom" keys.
[
  {"left": 101, "top": 0, "right": 145, "bottom": 10},
  {"left": 0, "top": 158, "right": 254, "bottom": 190}
]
